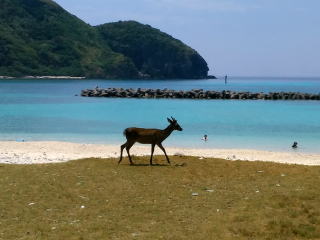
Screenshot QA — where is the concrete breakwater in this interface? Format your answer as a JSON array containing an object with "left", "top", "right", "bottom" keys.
[{"left": 81, "top": 88, "right": 320, "bottom": 100}]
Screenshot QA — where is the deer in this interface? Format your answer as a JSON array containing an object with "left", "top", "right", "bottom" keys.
[{"left": 119, "top": 117, "right": 183, "bottom": 165}]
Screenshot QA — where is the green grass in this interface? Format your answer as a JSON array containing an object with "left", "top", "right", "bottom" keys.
[{"left": 1, "top": 156, "right": 320, "bottom": 239}]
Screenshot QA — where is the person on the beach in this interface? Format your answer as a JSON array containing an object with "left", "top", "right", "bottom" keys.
[
  {"left": 202, "top": 134, "right": 208, "bottom": 141},
  {"left": 292, "top": 141, "right": 298, "bottom": 148}
]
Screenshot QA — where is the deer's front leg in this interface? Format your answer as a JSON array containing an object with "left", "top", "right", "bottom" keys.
[
  {"left": 157, "top": 143, "right": 170, "bottom": 165},
  {"left": 150, "top": 144, "right": 155, "bottom": 165}
]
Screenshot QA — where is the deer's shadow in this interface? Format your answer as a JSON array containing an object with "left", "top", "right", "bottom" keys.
[
  {"left": 128, "top": 163, "right": 169, "bottom": 167},
  {"left": 119, "top": 162, "right": 186, "bottom": 167}
]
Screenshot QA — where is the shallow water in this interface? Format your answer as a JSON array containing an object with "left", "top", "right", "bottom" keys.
[{"left": 0, "top": 77, "right": 319, "bottom": 153}]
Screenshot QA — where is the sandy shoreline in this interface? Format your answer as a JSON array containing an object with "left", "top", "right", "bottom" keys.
[{"left": 0, "top": 141, "right": 320, "bottom": 165}]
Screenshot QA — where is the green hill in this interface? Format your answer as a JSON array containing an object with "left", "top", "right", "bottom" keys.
[
  {"left": 97, "top": 21, "right": 209, "bottom": 79},
  {"left": 0, "top": 0, "right": 209, "bottom": 79}
]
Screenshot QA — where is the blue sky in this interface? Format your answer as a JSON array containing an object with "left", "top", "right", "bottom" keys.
[{"left": 55, "top": 0, "right": 320, "bottom": 77}]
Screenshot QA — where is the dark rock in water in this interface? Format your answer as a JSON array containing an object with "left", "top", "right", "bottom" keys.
[
  {"left": 206, "top": 75, "right": 217, "bottom": 79},
  {"left": 80, "top": 88, "right": 320, "bottom": 101}
]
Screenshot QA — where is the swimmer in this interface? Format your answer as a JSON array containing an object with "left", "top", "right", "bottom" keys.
[
  {"left": 202, "top": 134, "right": 208, "bottom": 141},
  {"left": 292, "top": 141, "right": 298, "bottom": 148}
]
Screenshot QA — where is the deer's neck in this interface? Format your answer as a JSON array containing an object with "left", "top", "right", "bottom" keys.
[{"left": 162, "top": 125, "right": 174, "bottom": 139}]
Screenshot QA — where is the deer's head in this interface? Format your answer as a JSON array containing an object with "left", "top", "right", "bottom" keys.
[{"left": 167, "top": 117, "right": 183, "bottom": 131}]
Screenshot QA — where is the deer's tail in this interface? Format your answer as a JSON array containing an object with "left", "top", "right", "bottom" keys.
[
  {"left": 123, "top": 128, "right": 138, "bottom": 139},
  {"left": 123, "top": 128, "right": 129, "bottom": 137}
]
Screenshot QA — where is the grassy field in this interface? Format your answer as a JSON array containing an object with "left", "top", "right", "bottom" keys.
[{"left": 1, "top": 156, "right": 320, "bottom": 240}]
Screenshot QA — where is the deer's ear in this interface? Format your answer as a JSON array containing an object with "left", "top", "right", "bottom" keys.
[{"left": 167, "top": 118, "right": 172, "bottom": 123}]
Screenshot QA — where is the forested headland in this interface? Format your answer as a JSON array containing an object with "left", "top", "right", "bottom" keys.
[{"left": 0, "top": 0, "right": 209, "bottom": 79}]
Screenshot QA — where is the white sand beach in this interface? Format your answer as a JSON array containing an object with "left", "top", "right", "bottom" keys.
[{"left": 0, "top": 141, "right": 320, "bottom": 165}]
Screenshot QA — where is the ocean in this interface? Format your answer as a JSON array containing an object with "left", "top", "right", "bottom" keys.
[{"left": 0, "top": 77, "right": 320, "bottom": 153}]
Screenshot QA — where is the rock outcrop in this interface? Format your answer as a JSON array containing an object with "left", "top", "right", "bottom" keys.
[{"left": 81, "top": 88, "right": 320, "bottom": 100}]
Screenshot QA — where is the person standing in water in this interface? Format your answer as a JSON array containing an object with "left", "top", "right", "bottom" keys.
[{"left": 224, "top": 75, "right": 228, "bottom": 85}]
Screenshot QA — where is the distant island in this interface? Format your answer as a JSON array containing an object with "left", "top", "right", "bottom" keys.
[
  {"left": 0, "top": 76, "right": 85, "bottom": 79},
  {"left": 0, "top": 0, "right": 210, "bottom": 79}
]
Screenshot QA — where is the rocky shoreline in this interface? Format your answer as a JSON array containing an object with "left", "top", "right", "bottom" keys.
[{"left": 81, "top": 88, "right": 320, "bottom": 100}]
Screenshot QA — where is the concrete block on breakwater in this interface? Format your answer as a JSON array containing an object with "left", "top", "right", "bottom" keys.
[{"left": 80, "top": 88, "right": 320, "bottom": 100}]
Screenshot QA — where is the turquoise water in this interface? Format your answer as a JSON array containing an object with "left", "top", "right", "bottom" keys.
[{"left": 0, "top": 77, "right": 320, "bottom": 153}]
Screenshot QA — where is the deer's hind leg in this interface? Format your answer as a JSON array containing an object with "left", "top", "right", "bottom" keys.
[
  {"left": 119, "top": 142, "right": 127, "bottom": 164},
  {"left": 125, "top": 141, "right": 135, "bottom": 165}
]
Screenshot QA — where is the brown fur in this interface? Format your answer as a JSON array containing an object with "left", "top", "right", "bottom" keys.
[{"left": 119, "top": 117, "right": 183, "bottom": 165}]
